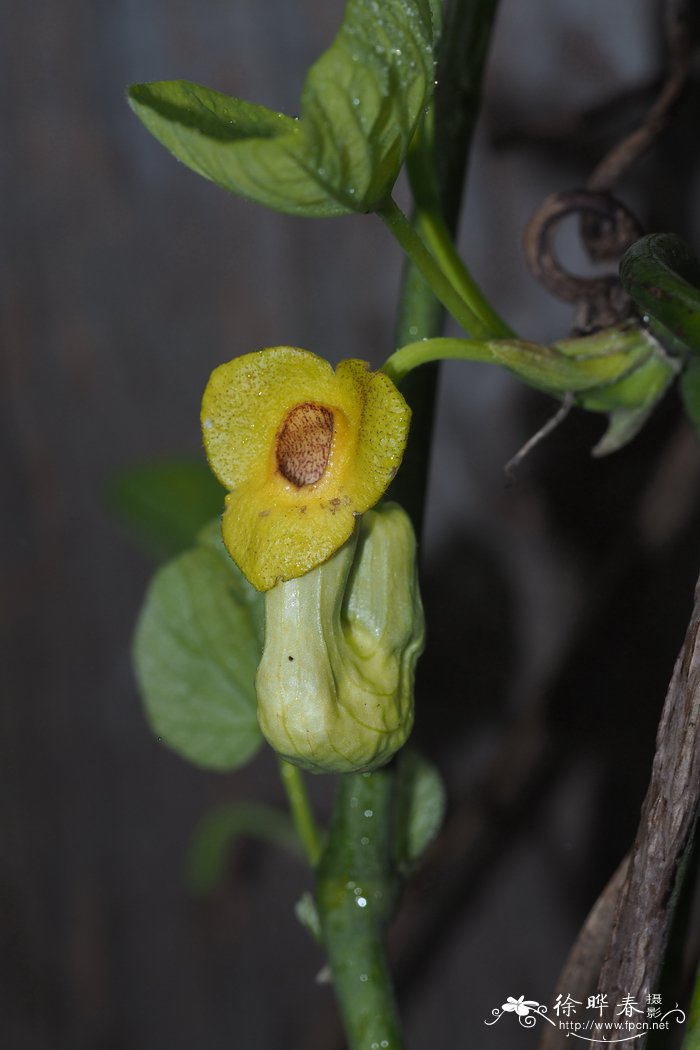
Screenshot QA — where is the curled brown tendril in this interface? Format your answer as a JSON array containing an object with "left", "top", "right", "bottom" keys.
[
  {"left": 523, "top": 189, "right": 643, "bottom": 334},
  {"left": 523, "top": 0, "right": 692, "bottom": 335}
]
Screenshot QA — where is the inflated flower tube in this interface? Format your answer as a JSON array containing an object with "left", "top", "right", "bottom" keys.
[{"left": 256, "top": 502, "right": 425, "bottom": 774}]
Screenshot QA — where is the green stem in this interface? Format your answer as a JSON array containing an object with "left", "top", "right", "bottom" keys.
[
  {"left": 388, "top": 0, "right": 504, "bottom": 531},
  {"left": 316, "top": 770, "right": 403, "bottom": 1050},
  {"left": 384, "top": 335, "right": 497, "bottom": 385},
  {"left": 316, "top": 5, "right": 504, "bottom": 1047},
  {"left": 378, "top": 196, "right": 493, "bottom": 339},
  {"left": 278, "top": 759, "right": 322, "bottom": 868},
  {"left": 415, "top": 206, "right": 514, "bottom": 338}
]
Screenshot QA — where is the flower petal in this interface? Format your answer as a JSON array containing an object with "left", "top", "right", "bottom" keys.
[
  {"left": 201, "top": 346, "right": 411, "bottom": 590},
  {"left": 201, "top": 346, "right": 340, "bottom": 491},
  {"left": 335, "top": 359, "right": 411, "bottom": 510},
  {"left": 222, "top": 481, "right": 357, "bottom": 592}
]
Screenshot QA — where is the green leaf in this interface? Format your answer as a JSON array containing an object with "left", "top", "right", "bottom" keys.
[
  {"left": 620, "top": 233, "right": 700, "bottom": 356},
  {"left": 580, "top": 348, "right": 678, "bottom": 454},
  {"left": 579, "top": 347, "right": 677, "bottom": 414},
  {"left": 128, "top": 0, "right": 436, "bottom": 217},
  {"left": 680, "top": 358, "right": 700, "bottom": 440},
  {"left": 590, "top": 405, "right": 656, "bottom": 457},
  {"left": 107, "top": 459, "right": 225, "bottom": 559},
  {"left": 133, "top": 520, "right": 264, "bottom": 771},
  {"left": 187, "top": 802, "right": 301, "bottom": 896},
  {"left": 393, "top": 748, "right": 446, "bottom": 872}
]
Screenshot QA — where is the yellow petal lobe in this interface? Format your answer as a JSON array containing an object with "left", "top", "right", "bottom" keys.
[{"left": 201, "top": 346, "right": 410, "bottom": 590}]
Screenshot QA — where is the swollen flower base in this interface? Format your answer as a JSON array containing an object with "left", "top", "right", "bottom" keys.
[
  {"left": 201, "top": 346, "right": 410, "bottom": 591},
  {"left": 256, "top": 502, "right": 425, "bottom": 773}
]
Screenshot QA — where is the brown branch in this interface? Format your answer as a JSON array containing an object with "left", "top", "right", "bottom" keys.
[{"left": 590, "top": 573, "right": 700, "bottom": 1046}]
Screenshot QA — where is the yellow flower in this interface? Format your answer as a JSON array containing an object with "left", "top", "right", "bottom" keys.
[{"left": 201, "top": 346, "right": 411, "bottom": 591}]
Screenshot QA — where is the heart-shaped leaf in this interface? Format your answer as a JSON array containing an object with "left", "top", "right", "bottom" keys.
[{"left": 133, "top": 521, "right": 264, "bottom": 771}]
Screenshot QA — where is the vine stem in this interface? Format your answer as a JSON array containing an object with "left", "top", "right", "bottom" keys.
[
  {"left": 377, "top": 196, "right": 497, "bottom": 339},
  {"left": 278, "top": 759, "right": 322, "bottom": 868},
  {"left": 316, "top": 770, "right": 403, "bottom": 1050},
  {"left": 383, "top": 335, "right": 496, "bottom": 385},
  {"left": 414, "top": 206, "right": 514, "bottom": 338}
]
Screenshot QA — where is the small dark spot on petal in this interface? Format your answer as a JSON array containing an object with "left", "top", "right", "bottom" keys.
[{"left": 288, "top": 655, "right": 294, "bottom": 661}]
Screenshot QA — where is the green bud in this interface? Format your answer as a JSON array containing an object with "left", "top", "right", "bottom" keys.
[{"left": 255, "top": 502, "right": 425, "bottom": 774}]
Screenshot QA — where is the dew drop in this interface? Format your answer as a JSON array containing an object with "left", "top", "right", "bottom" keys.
[
  {"left": 357, "top": 896, "right": 368, "bottom": 908},
  {"left": 202, "top": 418, "right": 214, "bottom": 429},
  {"left": 359, "top": 973, "right": 369, "bottom": 982},
  {"left": 364, "top": 809, "right": 374, "bottom": 818},
  {"left": 360, "top": 836, "right": 370, "bottom": 846}
]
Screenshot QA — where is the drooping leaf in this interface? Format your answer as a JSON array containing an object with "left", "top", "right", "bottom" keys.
[
  {"left": 393, "top": 747, "right": 446, "bottom": 872},
  {"left": 133, "top": 521, "right": 264, "bottom": 771},
  {"left": 108, "top": 459, "right": 225, "bottom": 559},
  {"left": 187, "top": 802, "right": 301, "bottom": 896},
  {"left": 128, "top": 0, "right": 437, "bottom": 217}
]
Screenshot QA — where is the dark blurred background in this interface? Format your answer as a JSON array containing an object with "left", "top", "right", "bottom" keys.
[{"left": 4, "top": 1, "right": 700, "bottom": 1047}]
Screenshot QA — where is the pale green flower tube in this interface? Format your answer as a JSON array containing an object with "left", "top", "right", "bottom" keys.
[{"left": 256, "top": 502, "right": 425, "bottom": 774}]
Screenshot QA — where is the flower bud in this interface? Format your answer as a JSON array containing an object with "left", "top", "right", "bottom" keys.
[{"left": 255, "top": 502, "right": 424, "bottom": 773}]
